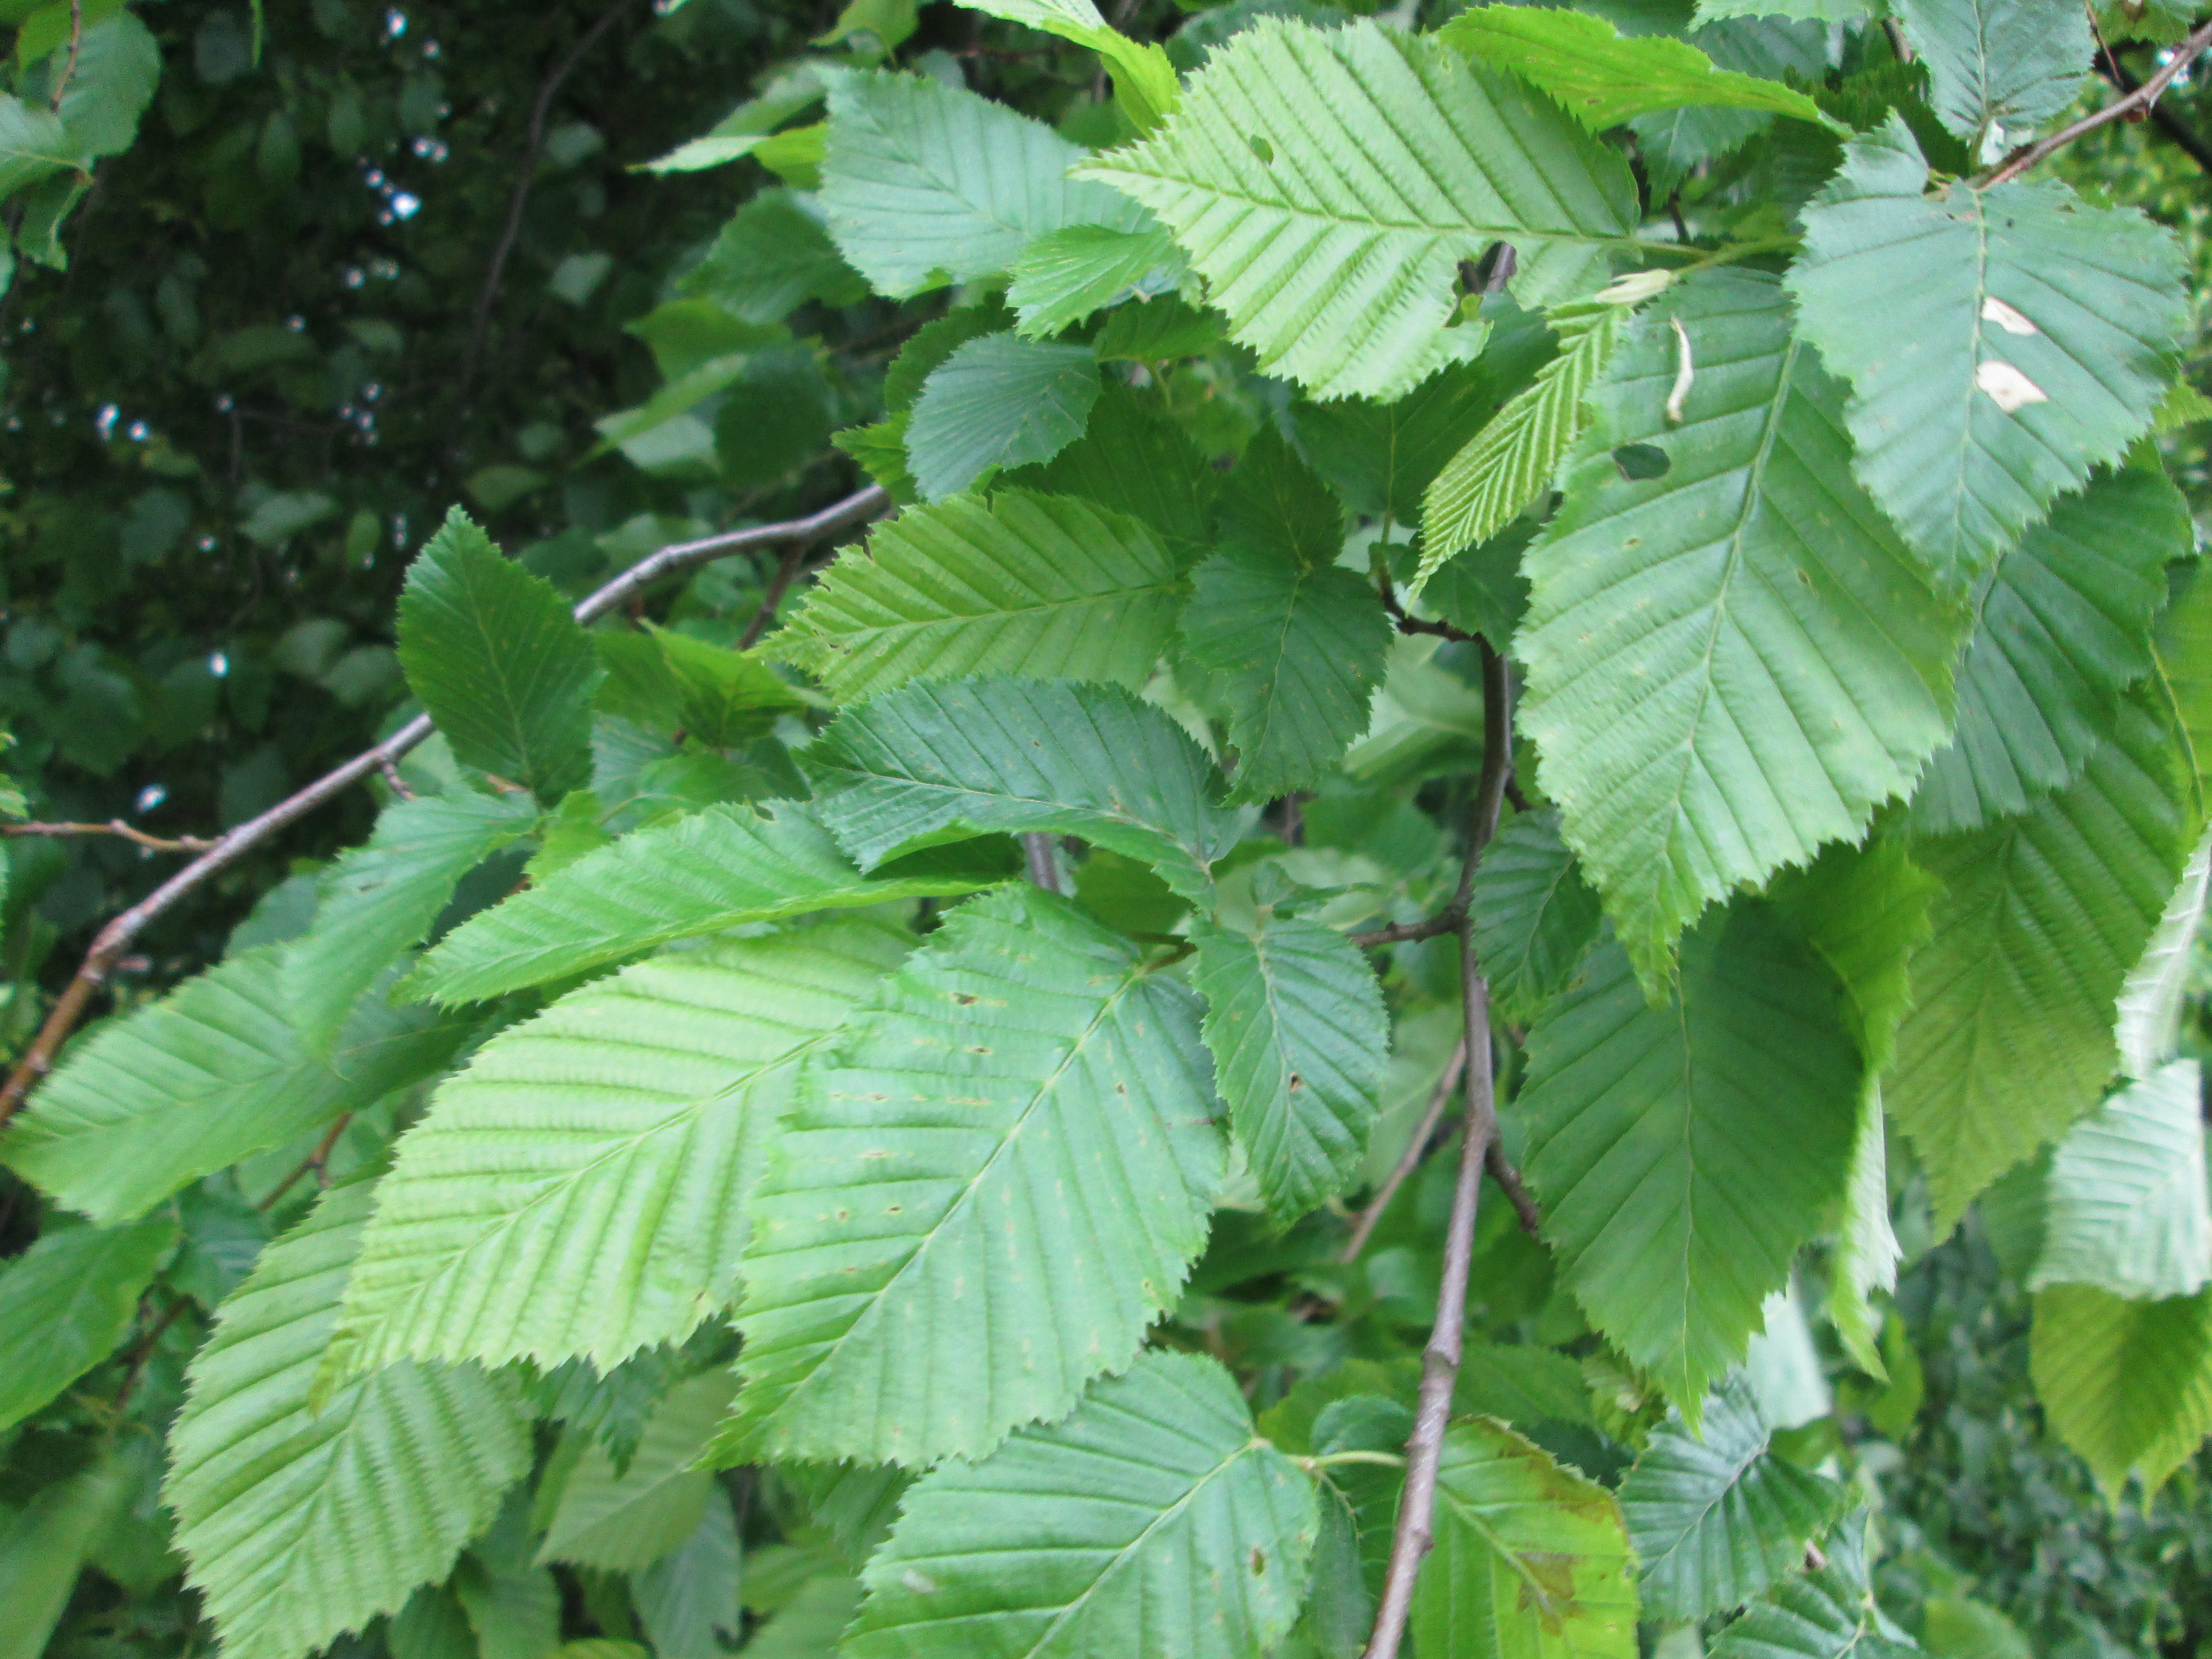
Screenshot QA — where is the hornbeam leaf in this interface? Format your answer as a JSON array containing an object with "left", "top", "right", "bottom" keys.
[
  {"left": 1520, "top": 902, "right": 1859, "bottom": 1409},
  {"left": 0, "top": 1215, "right": 177, "bottom": 1433},
  {"left": 2032, "top": 1282, "right": 2212, "bottom": 1496},
  {"left": 1621, "top": 1377, "right": 1847, "bottom": 1621},
  {"left": 1178, "top": 433, "right": 1391, "bottom": 799},
  {"left": 1787, "top": 119, "right": 2185, "bottom": 582},
  {"left": 721, "top": 888, "right": 1225, "bottom": 1466},
  {"left": 397, "top": 507, "right": 602, "bottom": 801},
  {"left": 1, "top": 948, "right": 472, "bottom": 1224},
  {"left": 1006, "top": 222, "right": 1182, "bottom": 337},
  {"left": 1909, "top": 469, "right": 2186, "bottom": 833},
  {"left": 1002, "top": 380, "right": 1215, "bottom": 558},
  {"left": 1469, "top": 808, "right": 1604, "bottom": 1024},
  {"left": 1707, "top": 1512, "right": 1916, "bottom": 1659},
  {"left": 408, "top": 801, "right": 993, "bottom": 1005},
  {"left": 1891, "top": 0, "right": 2091, "bottom": 142},
  {"left": 1190, "top": 912, "right": 1388, "bottom": 1222},
  {"left": 1075, "top": 18, "right": 1638, "bottom": 401},
  {"left": 766, "top": 490, "right": 1182, "bottom": 702},
  {"left": 1889, "top": 697, "right": 2189, "bottom": 1226},
  {"left": 167, "top": 1177, "right": 533, "bottom": 1659},
  {"left": 1438, "top": 5, "right": 1837, "bottom": 130},
  {"left": 904, "top": 335, "right": 1101, "bottom": 501},
  {"left": 539, "top": 1373, "right": 737, "bottom": 1574},
  {"left": 2030, "top": 1061, "right": 2212, "bottom": 1302},
  {"left": 1417, "top": 300, "right": 1621, "bottom": 592},
  {"left": 286, "top": 789, "right": 537, "bottom": 1044},
  {"left": 950, "top": 0, "right": 1182, "bottom": 131},
  {"left": 329, "top": 925, "right": 909, "bottom": 1378},
  {"left": 820, "top": 67, "right": 1143, "bottom": 297},
  {"left": 1415, "top": 1417, "right": 1639, "bottom": 1659},
  {"left": 2115, "top": 825, "right": 2212, "bottom": 1081},
  {"left": 2159, "top": 563, "right": 2212, "bottom": 808},
  {"left": 1519, "top": 270, "right": 1968, "bottom": 990},
  {"left": 802, "top": 676, "right": 1238, "bottom": 898},
  {"left": 842, "top": 1352, "right": 1319, "bottom": 1659}
]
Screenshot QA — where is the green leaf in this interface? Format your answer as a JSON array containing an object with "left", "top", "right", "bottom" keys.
[
  {"left": 651, "top": 627, "right": 807, "bottom": 747},
  {"left": 0, "top": 94, "right": 72, "bottom": 199},
  {"left": 632, "top": 1487, "right": 742, "bottom": 1659},
  {"left": 1076, "top": 18, "right": 1638, "bottom": 400},
  {"left": 1520, "top": 902, "right": 1860, "bottom": 1408},
  {"left": 842, "top": 1351, "right": 1319, "bottom": 1658},
  {"left": 167, "top": 1176, "right": 533, "bottom": 1659},
  {"left": 1, "top": 947, "right": 470, "bottom": 1224},
  {"left": 1911, "top": 469, "right": 2185, "bottom": 833},
  {"left": 1438, "top": 5, "right": 1835, "bottom": 130},
  {"left": 1454, "top": 1339, "right": 1596, "bottom": 1426},
  {"left": 1706, "top": 1512, "right": 1917, "bottom": 1659},
  {"left": 1179, "top": 433, "right": 1391, "bottom": 799},
  {"left": 1001, "top": 379, "right": 1215, "bottom": 559},
  {"left": 905, "top": 335, "right": 1102, "bottom": 500},
  {"left": 286, "top": 790, "right": 537, "bottom": 1044},
  {"left": 721, "top": 888, "right": 1225, "bottom": 1466},
  {"left": 540, "top": 1373, "right": 736, "bottom": 1573},
  {"left": 2116, "top": 826, "right": 2212, "bottom": 1080},
  {"left": 1190, "top": 911, "right": 1387, "bottom": 1222},
  {"left": 2160, "top": 561, "right": 2212, "bottom": 809},
  {"left": 52, "top": 11, "right": 160, "bottom": 160},
  {"left": 1786, "top": 120, "right": 2186, "bottom": 583},
  {"left": 1520, "top": 270, "right": 1969, "bottom": 990},
  {"left": 683, "top": 190, "right": 865, "bottom": 322},
  {"left": 397, "top": 506, "right": 602, "bottom": 800},
  {"left": 1416, "top": 299, "right": 1623, "bottom": 590},
  {"left": 2032, "top": 1283, "right": 2212, "bottom": 1496},
  {"left": 409, "top": 801, "right": 992, "bottom": 1005},
  {"left": 1621, "top": 1377, "right": 1846, "bottom": 1621},
  {"left": 330, "top": 924, "right": 907, "bottom": 1378},
  {"left": 803, "top": 677, "right": 1238, "bottom": 899},
  {"left": 743, "top": 1576, "right": 862, "bottom": 1658},
  {"left": 1889, "top": 698, "right": 2189, "bottom": 1225},
  {"left": 2030, "top": 1060, "right": 2211, "bottom": 1301},
  {"left": 766, "top": 490, "right": 1183, "bottom": 701},
  {"left": 950, "top": 0, "right": 1183, "bottom": 131},
  {"left": 0, "top": 1215, "right": 176, "bottom": 1432},
  {"left": 1415, "top": 1417, "right": 1639, "bottom": 1659},
  {"left": 0, "top": 1450, "right": 136, "bottom": 1659},
  {"left": 1892, "top": 0, "right": 2090, "bottom": 142},
  {"left": 1470, "top": 808, "right": 1604, "bottom": 1024},
  {"left": 1006, "top": 221, "right": 1182, "bottom": 337},
  {"left": 820, "top": 66, "right": 1142, "bottom": 297}
]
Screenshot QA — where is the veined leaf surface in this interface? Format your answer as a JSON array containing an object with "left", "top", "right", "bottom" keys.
[{"left": 2031, "top": 1061, "right": 2212, "bottom": 1302}]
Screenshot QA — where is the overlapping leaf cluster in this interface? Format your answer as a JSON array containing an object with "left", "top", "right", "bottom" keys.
[{"left": 2, "top": 1, "right": 2211, "bottom": 1657}]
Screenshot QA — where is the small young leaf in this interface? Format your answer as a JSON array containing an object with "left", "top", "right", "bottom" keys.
[
  {"left": 539, "top": 1373, "right": 737, "bottom": 1574},
  {"left": 1006, "top": 221, "right": 1181, "bottom": 337},
  {"left": 1469, "top": 808, "right": 1604, "bottom": 1023},
  {"left": 904, "top": 334, "right": 1100, "bottom": 500},
  {"left": 396, "top": 507, "right": 602, "bottom": 800}
]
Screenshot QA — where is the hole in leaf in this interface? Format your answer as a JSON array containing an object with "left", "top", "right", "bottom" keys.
[
  {"left": 1248, "top": 134, "right": 1274, "bottom": 163},
  {"left": 1613, "top": 443, "right": 1670, "bottom": 481}
]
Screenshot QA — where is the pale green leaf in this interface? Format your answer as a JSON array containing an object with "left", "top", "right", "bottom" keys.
[
  {"left": 397, "top": 506, "right": 602, "bottom": 800},
  {"left": 820, "top": 67, "right": 1142, "bottom": 297},
  {"left": 1520, "top": 902, "right": 1860, "bottom": 1408},
  {"left": 1892, "top": 0, "right": 2090, "bottom": 142},
  {"left": 721, "top": 888, "right": 1225, "bottom": 1466},
  {"left": 1190, "top": 911, "right": 1387, "bottom": 1222},
  {"left": 2115, "top": 824, "right": 2212, "bottom": 1081},
  {"left": 1889, "top": 697, "right": 2189, "bottom": 1226},
  {"left": 1705, "top": 1512, "right": 1916, "bottom": 1659},
  {"left": 167, "top": 1177, "right": 534, "bottom": 1659},
  {"left": 766, "top": 490, "right": 1182, "bottom": 701},
  {"left": 0, "top": 1450, "right": 136, "bottom": 1659},
  {"left": 0, "top": 1216, "right": 176, "bottom": 1432},
  {"left": 409, "top": 801, "right": 991, "bottom": 1005},
  {"left": 0, "top": 94, "right": 73, "bottom": 198},
  {"left": 1416, "top": 301, "right": 1621, "bottom": 589},
  {"left": 1519, "top": 270, "right": 1968, "bottom": 990},
  {"left": 455, "top": 1561, "right": 560, "bottom": 1659},
  {"left": 1621, "top": 1377, "right": 1846, "bottom": 1621},
  {"left": 1923, "top": 1599, "right": 2032, "bottom": 1659},
  {"left": 950, "top": 0, "right": 1182, "bottom": 130},
  {"left": 2159, "top": 560, "right": 2212, "bottom": 809},
  {"left": 1910, "top": 469, "right": 2186, "bottom": 833},
  {"left": 842, "top": 1351, "right": 1319, "bottom": 1659},
  {"left": 2031, "top": 1060, "right": 2212, "bottom": 1301},
  {"left": 330, "top": 924, "right": 908, "bottom": 1378},
  {"left": 802, "top": 676, "right": 1238, "bottom": 898},
  {"left": 1, "top": 947, "right": 469, "bottom": 1224},
  {"left": 1469, "top": 808, "right": 1604, "bottom": 1024},
  {"left": 2032, "top": 1282, "right": 2212, "bottom": 1496},
  {"left": 632, "top": 1487, "right": 743, "bottom": 1659},
  {"left": 1787, "top": 120, "right": 2185, "bottom": 582},
  {"left": 540, "top": 1373, "right": 736, "bottom": 1573},
  {"left": 1075, "top": 18, "right": 1638, "bottom": 400},
  {"left": 1006, "top": 222, "right": 1182, "bottom": 337},
  {"left": 1179, "top": 432, "right": 1391, "bottom": 799},
  {"left": 1416, "top": 1416, "right": 1639, "bottom": 1659},
  {"left": 905, "top": 335, "right": 1101, "bottom": 500},
  {"left": 286, "top": 789, "right": 537, "bottom": 1043},
  {"left": 744, "top": 1576, "right": 861, "bottom": 1658},
  {"left": 1438, "top": 5, "right": 1835, "bottom": 130}
]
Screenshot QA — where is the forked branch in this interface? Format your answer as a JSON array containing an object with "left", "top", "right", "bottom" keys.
[
  {"left": 0, "top": 484, "right": 890, "bottom": 1126},
  {"left": 1984, "top": 18, "right": 2212, "bottom": 186}
]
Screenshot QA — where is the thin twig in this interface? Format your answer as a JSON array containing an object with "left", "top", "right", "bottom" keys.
[
  {"left": 2095, "top": 43, "right": 2212, "bottom": 176},
  {"left": 1351, "top": 913, "right": 1461, "bottom": 949},
  {"left": 457, "top": 0, "right": 634, "bottom": 407},
  {"left": 1484, "top": 1141, "right": 1541, "bottom": 1238},
  {"left": 2, "top": 820, "right": 215, "bottom": 854},
  {"left": 1341, "top": 1042, "right": 1468, "bottom": 1262},
  {"left": 1363, "top": 643, "right": 1514, "bottom": 1659},
  {"left": 1376, "top": 562, "right": 1480, "bottom": 645},
  {"left": 375, "top": 755, "right": 417, "bottom": 801},
  {"left": 738, "top": 541, "right": 809, "bottom": 650},
  {"left": 48, "top": 0, "right": 82, "bottom": 111},
  {"left": 112, "top": 1296, "right": 189, "bottom": 1412},
  {"left": 1984, "top": 18, "right": 2212, "bottom": 186},
  {"left": 0, "top": 484, "right": 891, "bottom": 1127},
  {"left": 258, "top": 1112, "right": 353, "bottom": 1210},
  {"left": 1022, "top": 832, "right": 1063, "bottom": 893}
]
